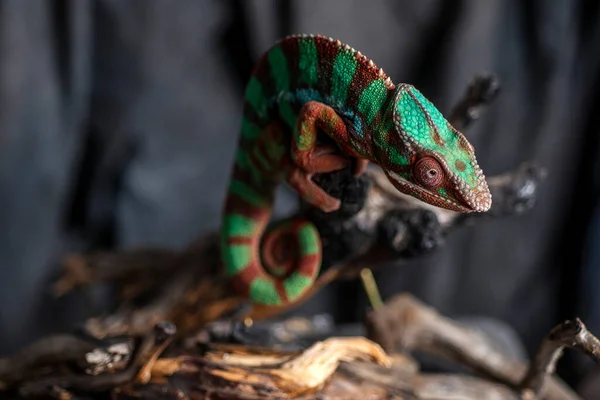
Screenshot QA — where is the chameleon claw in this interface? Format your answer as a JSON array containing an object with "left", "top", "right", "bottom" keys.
[
  {"left": 292, "top": 144, "right": 350, "bottom": 175},
  {"left": 287, "top": 167, "right": 341, "bottom": 213}
]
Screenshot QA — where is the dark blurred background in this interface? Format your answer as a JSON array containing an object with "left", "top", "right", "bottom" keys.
[{"left": 0, "top": 0, "right": 599, "bottom": 394}]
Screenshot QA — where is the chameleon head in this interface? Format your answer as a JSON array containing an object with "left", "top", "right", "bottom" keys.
[{"left": 375, "top": 84, "right": 492, "bottom": 213}]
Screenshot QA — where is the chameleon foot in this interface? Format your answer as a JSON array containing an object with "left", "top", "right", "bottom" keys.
[
  {"left": 287, "top": 167, "right": 341, "bottom": 212},
  {"left": 288, "top": 101, "right": 365, "bottom": 213},
  {"left": 292, "top": 143, "right": 350, "bottom": 175}
]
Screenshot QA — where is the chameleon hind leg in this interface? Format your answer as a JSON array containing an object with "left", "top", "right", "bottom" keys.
[{"left": 288, "top": 101, "right": 369, "bottom": 212}]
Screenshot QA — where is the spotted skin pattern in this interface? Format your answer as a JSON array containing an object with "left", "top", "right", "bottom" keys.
[{"left": 221, "top": 34, "right": 492, "bottom": 307}]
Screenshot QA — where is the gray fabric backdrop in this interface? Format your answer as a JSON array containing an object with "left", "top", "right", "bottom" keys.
[{"left": 0, "top": 0, "right": 598, "bottom": 387}]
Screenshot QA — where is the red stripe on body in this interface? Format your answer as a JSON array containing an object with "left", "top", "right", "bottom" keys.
[
  {"left": 227, "top": 236, "right": 254, "bottom": 246},
  {"left": 314, "top": 36, "right": 339, "bottom": 97},
  {"left": 224, "top": 187, "right": 272, "bottom": 222},
  {"left": 278, "top": 36, "right": 300, "bottom": 89},
  {"left": 274, "top": 279, "right": 289, "bottom": 304},
  {"left": 293, "top": 252, "right": 321, "bottom": 279},
  {"left": 346, "top": 60, "right": 382, "bottom": 111},
  {"left": 230, "top": 261, "right": 263, "bottom": 298}
]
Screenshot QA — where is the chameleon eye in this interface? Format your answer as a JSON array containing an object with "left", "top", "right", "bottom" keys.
[{"left": 413, "top": 156, "right": 444, "bottom": 189}]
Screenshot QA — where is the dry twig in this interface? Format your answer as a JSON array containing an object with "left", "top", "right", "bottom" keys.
[
  {"left": 364, "top": 293, "right": 591, "bottom": 400},
  {"left": 520, "top": 318, "right": 600, "bottom": 399},
  {"left": 15, "top": 322, "right": 176, "bottom": 398}
]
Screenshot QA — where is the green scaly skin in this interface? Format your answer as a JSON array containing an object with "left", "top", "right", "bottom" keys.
[{"left": 221, "top": 34, "right": 492, "bottom": 307}]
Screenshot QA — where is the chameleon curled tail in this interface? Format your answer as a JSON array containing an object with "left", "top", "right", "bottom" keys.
[
  {"left": 220, "top": 115, "right": 327, "bottom": 306},
  {"left": 220, "top": 110, "right": 349, "bottom": 307},
  {"left": 221, "top": 178, "right": 322, "bottom": 306}
]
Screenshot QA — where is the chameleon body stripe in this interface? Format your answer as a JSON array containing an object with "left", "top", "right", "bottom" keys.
[
  {"left": 297, "top": 39, "right": 318, "bottom": 86},
  {"left": 331, "top": 50, "right": 357, "bottom": 106},
  {"left": 221, "top": 34, "right": 491, "bottom": 307}
]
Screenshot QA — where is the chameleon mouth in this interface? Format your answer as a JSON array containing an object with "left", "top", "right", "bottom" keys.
[
  {"left": 451, "top": 169, "right": 493, "bottom": 213},
  {"left": 385, "top": 170, "right": 491, "bottom": 213}
]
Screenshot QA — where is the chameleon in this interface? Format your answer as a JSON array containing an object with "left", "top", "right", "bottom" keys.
[{"left": 220, "top": 34, "right": 492, "bottom": 307}]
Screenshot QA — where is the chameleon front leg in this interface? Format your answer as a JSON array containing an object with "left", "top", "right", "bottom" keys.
[{"left": 288, "top": 101, "right": 369, "bottom": 213}]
